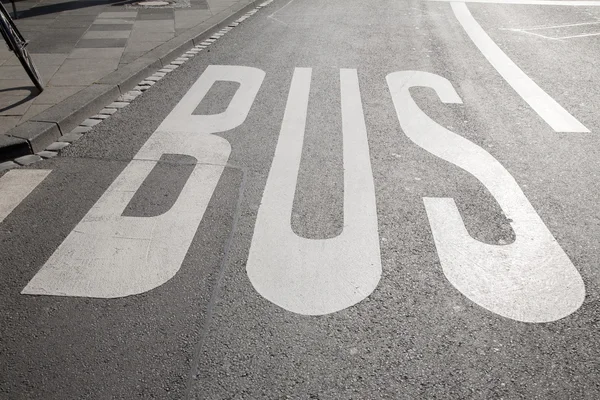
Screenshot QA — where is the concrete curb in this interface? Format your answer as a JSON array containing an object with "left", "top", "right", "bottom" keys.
[{"left": 0, "top": 0, "right": 258, "bottom": 163}]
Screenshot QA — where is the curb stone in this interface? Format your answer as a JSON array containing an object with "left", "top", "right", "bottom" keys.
[
  {"left": 0, "top": 136, "right": 30, "bottom": 161},
  {"left": 0, "top": 0, "right": 275, "bottom": 165},
  {"left": 8, "top": 122, "right": 62, "bottom": 154},
  {"left": 0, "top": 161, "right": 19, "bottom": 172}
]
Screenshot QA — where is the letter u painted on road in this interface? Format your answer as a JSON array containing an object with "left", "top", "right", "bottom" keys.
[
  {"left": 246, "top": 68, "right": 382, "bottom": 316},
  {"left": 23, "top": 66, "right": 265, "bottom": 298},
  {"left": 386, "top": 71, "right": 585, "bottom": 323}
]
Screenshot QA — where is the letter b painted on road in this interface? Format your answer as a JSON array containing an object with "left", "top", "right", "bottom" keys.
[{"left": 23, "top": 66, "right": 265, "bottom": 298}]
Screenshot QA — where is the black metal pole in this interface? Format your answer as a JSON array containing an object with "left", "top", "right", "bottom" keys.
[{"left": 10, "top": 0, "right": 17, "bottom": 19}]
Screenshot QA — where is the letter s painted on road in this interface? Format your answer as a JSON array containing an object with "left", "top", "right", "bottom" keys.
[{"left": 386, "top": 71, "right": 585, "bottom": 323}]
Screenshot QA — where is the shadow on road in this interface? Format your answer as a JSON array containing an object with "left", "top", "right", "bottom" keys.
[{"left": 0, "top": 86, "right": 37, "bottom": 113}]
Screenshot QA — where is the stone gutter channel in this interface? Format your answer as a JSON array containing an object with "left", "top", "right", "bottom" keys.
[{"left": 0, "top": 0, "right": 274, "bottom": 169}]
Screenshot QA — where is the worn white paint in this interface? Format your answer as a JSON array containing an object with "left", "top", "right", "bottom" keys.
[
  {"left": 522, "top": 21, "right": 600, "bottom": 30},
  {"left": 501, "top": 21, "right": 600, "bottom": 41},
  {"left": 0, "top": 170, "right": 51, "bottom": 224},
  {"left": 500, "top": 28, "right": 564, "bottom": 41},
  {"left": 433, "top": 0, "right": 600, "bottom": 6},
  {"left": 386, "top": 70, "right": 586, "bottom": 323},
  {"left": 246, "top": 68, "right": 382, "bottom": 316},
  {"left": 23, "top": 65, "right": 265, "bottom": 298},
  {"left": 554, "top": 32, "right": 600, "bottom": 39},
  {"left": 452, "top": 2, "right": 589, "bottom": 133}
]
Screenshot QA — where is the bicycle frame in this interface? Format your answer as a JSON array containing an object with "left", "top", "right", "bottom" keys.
[{"left": 0, "top": 1, "right": 44, "bottom": 91}]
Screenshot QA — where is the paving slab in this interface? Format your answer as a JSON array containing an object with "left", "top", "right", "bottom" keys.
[
  {"left": 0, "top": 116, "right": 21, "bottom": 135},
  {"left": 1, "top": 0, "right": 262, "bottom": 161},
  {"left": 0, "top": 49, "right": 12, "bottom": 65},
  {"left": 175, "top": 10, "right": 213, "bottom": 30},
  {"left": 0, "top": 97, "right": 36, "bottom": 117},
  {"left": 133, "top": 20, "right": 175, "bottom": 32},
  {"left": 91, "top": 17, "right": 136, "bottom": 24},
  {"left": 98, "top": 11, "right": 138, "bottom": 18},
  {"left": 98, "top": 56, "right": 161, "bottom": 92},
  {"left": 76, "top": 38, "right": 128, "bottom": 48},
  {"left": 18, "top": 104, "right": 53, "bottom": 123},
  {"left": 0, "top": 80, "right": 35, "bottom": 94},
  {"left": 129, "top": 31, "right": 175, "bottom": 42},
  {"left": 124, "top": 40, "right": 165, "bottom": 53},
  {"left": 2, "top": 53, "right": 68, "bottom": 67},
  {"left": 68, "top": 48, "right": 125, "bottom": 59},
  {"left": 31, "top": 86, "right": 85, "bottom": 105},
  {"left": 82, "top": 30, "right": 132, "bottom": 39},
  {"left": 31, "top": 83, "right": 119, "bottom": 134},
  {"left": 119, "top": 51, "right": 147, "bottom": 65},
  {"left": 27, "top": 27, "right": 88, "bottom": 53},
  {"left": 0, "top": 65, "right": 37, "bottom": 80},
  {"left": 55, "top": 5, "right": 108, "bottom": 16},
  {"left": 48, "top": 15, "right": 97, "bottom": 28},
  {"left": 49, "top": 58, "right": 119, "bottom": 87},
  {"left": 137, "top": 11, "right": 175, "bottom": 21},
  {"left": 89, "top": 23, "right": 134, "bottom": 31}
]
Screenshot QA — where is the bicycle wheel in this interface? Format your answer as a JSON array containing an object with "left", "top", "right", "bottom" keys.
[
  {"left": 0, "top": 4, "right": 44, "bottom": 92},
  {"left": 14, "top": 43, "right": 44, "bottom": 92}
]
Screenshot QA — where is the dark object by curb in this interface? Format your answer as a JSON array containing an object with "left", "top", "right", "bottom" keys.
[
  {"left": 0, "top": 135, "right": 29, "bottom": 162},
  {"left": 0, "top": 0, "right": 258, "bottom": 163}
]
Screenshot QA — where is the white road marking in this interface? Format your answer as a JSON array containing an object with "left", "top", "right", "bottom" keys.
[
  {"left": 501, "top": 21, "right": 600, "bottom": 40},
  {"left": 268, "top": 0, "right": 298, "bottom": 26},
  {"left": 520, "top": 21, "right": 600, "bottom": 30},
  {"left": 452, "top": 2, "right": 589, "bottom": 133},
  {"left": 555, "top": 32, "right": 600, "bottom": 39},
  {"left": 0, "top": 170, "right": 51, "bottom": 224},
  {"left": 246, "top": 68, "right": 382, "bottom": 316},
  {"left": 386, "top": 70, "right": 585, "bottom": 323},
  {"left": 268, "top": 0, "right": 298, "bottom": 17},
  {"left": 432, "top": 0, "right": 600, "bottom": 6},
  {"left": 500, "top": 28, "right": 564, "bottom": 41},
  {"left": 23, "top": 66, "right": 265, "bottom": 298}
]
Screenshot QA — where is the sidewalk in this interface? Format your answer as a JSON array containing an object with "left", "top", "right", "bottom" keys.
[{"left": 0, "top": 0, "right": 255, "bottom": 161}]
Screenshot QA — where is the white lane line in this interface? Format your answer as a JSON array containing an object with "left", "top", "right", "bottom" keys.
[
  {"left": 386, "top": 70, "right": 586, "bottom": 323},
  {"left": 0, "top": 170, "right": 51, "bottom": 224},
  {"left": 268, "top": 0, "right": 298, "bottom": 25},
  {"left": 268, "top": 0, "right": 298, "bottom": 17},
  {"left": 501, "top": 21, "right": 600, "bottom": 40},
  {"left": 432, "top": 0, "right": 600, "bottom": 6},
  {"left": 522, "top": 21, "right": 600, "bottom": 30},
  {"left": 502, "top": 28, "right": 564, "bottom": 41},
  {"left": 23, "top": 66, "right": 265, "bottom": 298},
  {"left": 555, "top": 32, "right": 600, "bottom": 38},
  {"left": 452, "top": 2, "right": 589, "bottom": 133},
  {"left": 246, "top": 68, "right": 382, "bottom": 316}
]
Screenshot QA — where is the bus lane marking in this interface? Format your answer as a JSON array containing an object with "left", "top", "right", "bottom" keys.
[
  {"left": 22, "top": 65, "right": 265, "bottom": 298},
  {"left": 246, "top": 68, "right": 382, "bottom": 316},
  {"left": 387, "top": 70, "right": 586, "bottom": 323},
  {"left": 433, "top": 0, "right": 600, "bottom": 6},
  {"left": 451, "top": 2, "right": 589, "bottom": 133},
  {"left": 0, "top": 170, "right": 51, "bottom": 224}
]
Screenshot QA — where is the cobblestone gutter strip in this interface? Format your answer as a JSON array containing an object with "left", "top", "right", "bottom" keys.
[{"left": 0, "top": 0, "right": 273, "bottom": 166}]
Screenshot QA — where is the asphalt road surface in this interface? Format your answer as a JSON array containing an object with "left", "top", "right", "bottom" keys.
[{"left": 2, "top": 0, "right": 600, "bottom": 398}]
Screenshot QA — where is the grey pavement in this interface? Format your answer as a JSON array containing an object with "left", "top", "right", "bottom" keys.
[
  {"left": 1, "top": 0, "right": 600, "bottom": 398},
  {"left": 0, "top": 0, "right": 252, "bottom": 159}
]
